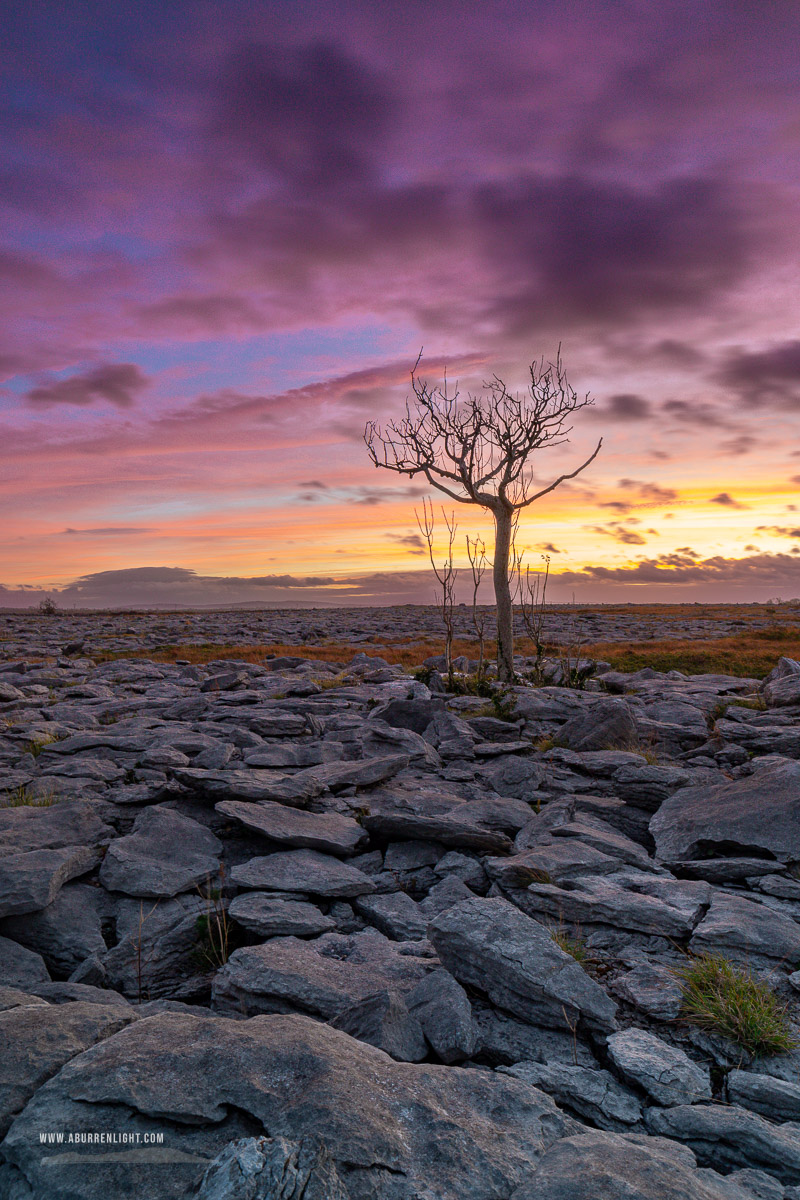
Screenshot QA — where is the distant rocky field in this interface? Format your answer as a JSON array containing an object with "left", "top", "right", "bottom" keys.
[
  {"left": 1, "top": 606, "right": 800, "bottom": 1198},
  {"left": 3, "top": 600, "right": 800, "bottom": 676}
]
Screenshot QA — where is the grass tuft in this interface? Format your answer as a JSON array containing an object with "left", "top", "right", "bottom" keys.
[
  {"left": 1, "top": 784, "right": 58, "bottom": 807},
  {"left": 675, "top": 954, "right": 798, "bottom": 1057},
  {"left": 26, "top": 733, "right": 59, "bottom": 758},
  {"left": 192, "top": 868, "right": 236, "bottom": 970},
  {"left": 550, "top": 924, "right": 589, "bottom": 964}
]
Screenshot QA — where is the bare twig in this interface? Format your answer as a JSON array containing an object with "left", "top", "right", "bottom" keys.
[
  {"left": 466, "top": 534, "right": 488, "bottom": 680},
  {"left": 416, "top": 499, "right": 459, "bottom": 685}
]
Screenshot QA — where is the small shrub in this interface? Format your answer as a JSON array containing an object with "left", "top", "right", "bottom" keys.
[
  {"left": 675, "top": 954, "right": 798, "bottom": 1056},
  {"left": 535, "top": 735, "right": 556, "bottom": 752},
  {"left": 446, "top": 674, "right": 493, "bottom": 698},
  {"left": 490, "top": 688, "right": 517, "bottom": 722},
  {"left": 37, "top": 597, "right": 58, "bottom": 615},
  {"left": 1, "top": 784, "right": 58, "bottom": 808}
]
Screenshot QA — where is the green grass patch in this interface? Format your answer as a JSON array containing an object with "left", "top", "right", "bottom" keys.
[
  {"left": 676, "top": 954, "right": 798, "bottom": 1056},
  {"left": 550, "top": 924, "right": 589, "bottom": 964}
]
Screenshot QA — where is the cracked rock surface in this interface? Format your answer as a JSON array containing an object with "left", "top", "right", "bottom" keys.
[{"left": 0, "top": 621, "right": 799, "bottom": 1198}]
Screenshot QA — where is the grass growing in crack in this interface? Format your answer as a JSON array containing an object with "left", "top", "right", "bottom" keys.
[
  {"left": 600, "top": 738, "right": 661, "bottom": 764},
  {"left": 524, "top": 867, "right": 553, "bottom": 885},
  {"left": 675, "top": 954, "right": 798, "bottom": 1057},
  {"left": 550, "top": 924, "right": 589, "bottom": 964},
  {"left": 727, "top": 695, "right": 767, "bottom": 712},
  {"left": 193, "top": 867, "right": 234, "bottom": 970},
  {"left": 25, "top": 733, "right": 59, "bottom": 758},
  {"left": 1, "top": 784, "right": 58, "bottom": 807}
]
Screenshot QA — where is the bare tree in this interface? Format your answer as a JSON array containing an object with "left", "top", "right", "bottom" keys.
[
  {"left": 416, "top": 499, "right": 459, "bottom": 684},
  {"left": 365, "top": 350, "right": 601, "bottom": 680}
]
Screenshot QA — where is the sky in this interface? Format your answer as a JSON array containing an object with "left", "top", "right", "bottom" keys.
[{"left": 4, "top": 0, "right": 800, "bottom": 608}]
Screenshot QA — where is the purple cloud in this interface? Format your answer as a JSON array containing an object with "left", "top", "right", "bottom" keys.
[{"left": 26, "top": 364, "right": 150, "bottom": 408}]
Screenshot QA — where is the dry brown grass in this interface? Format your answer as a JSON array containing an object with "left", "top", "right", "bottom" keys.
[
  {"left": 90, "top": 624, "right": 800, "bottom": 679},
  {"left": 582, "top": 626, "right": 800, "bottom": 678},
  {"left": 97, "top": 638, "right": 465, "bottom": 669}
]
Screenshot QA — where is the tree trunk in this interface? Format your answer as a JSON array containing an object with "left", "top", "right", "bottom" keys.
[{"left": 493, "top": 504, "right": 515, "bottom": 682}]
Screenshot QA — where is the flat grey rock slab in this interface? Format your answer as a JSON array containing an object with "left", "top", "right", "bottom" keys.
[
  {"left": 728, "top": 1169, "right": 785, "bottom": 1199},
  {"left": 418, "top": 874, "right": 474, "bottom": 919},
  {"left": 0, "top": 986, "right": 50, "bottom": 1012},
  {"left": 715, "top": 718, "right": 800, "bottom": 759},
  {"left": 646, "top": 1102, "right": 800, "bottom": 1183},
  {"left": 763, "top": 659, "right": 800, "bottom": 707},
  {"left": 0, "top": 935, "right": 50, "bottom": 988},
  {"left": 0, "top": 845, "right": 102, "bottom": 918},
  {"left": 2, "top": 1011, "right": 577, "bottom": 1200},
  {"left": 244, "top": 713, "right": 310, "bottom": 737},
  {"left": 606, "top": 1028, "right": 711, "bottom": 1105},
  {"left": 514, "top": 871, "right": 710, "bottom": 938},
  {"left": 510, "top": 1129, "right": 755, "bottom": 1200},
  {"left": 172, "top": 766, "right": 323, "bottom": 807},
  {"left": 302, "top": 754, "right": 410, "bottom": 792},
  {"left": 501, "top": 1061, "right": 642, "bottom": 1130},
  {"left": 0, "top": 1000, "right": 135, "bottom": 1136},
  {"left": 611, "top": 762, "right": 697, "bottom": 811},
  {"left": 0, "top": 883, "right": 107, "bottom": 976},
  {"left": 361, "top": 783, "right": 527, "bottom": 853},
  {"left": 0, "top": 800, "right": 114, "bottom": 853},
  {"left": 359, "top": 720, "right": 442, "bottom": 767},
  {"left": 673, "top": 857, "right": 785, "bottom": 883},
  {"left": 486, "top": 841, "right": 622, "bottom": 887},
  {"left": 213, "top": 928, "right": 434, "bottom": 1019},
  {"left": 99, "top": 806, "right": 221, "bottom": 899},
  {"left": 215, "top": 799, "right": 367, "bottom": 855},
  {"left": 650, "top": 758, "right": 800, "bottom": 865},
  {"left": 354, "top": 891, "right": 427, "bottom": 940},
  {"left": 227, "top": 894, "right": 335, "bottom": 939},
  {"left": 727, "top": 1070, "right": 800, "bottom": 1122},
  {"left": 29, "top": 982, "right": 132, "bottom": 1009},
  {"left": 689, "top": 891, "right": 800, "bottom": 965},
  {"left": 428, "top": 896, "right": 617, "bottom": 1034},
  {"left": 43, "top": 755, "right": 126, "bottom": 782},
  {"left": 243, "top": 742, "right": 337, "bottom": 768},
  {"left": 230, "top": 848, "right": 376, "bottom": 898},
  {"left": 405, "top": 967, "right": 476, "bottom": 1063},
  {"left": 555, "top": 698, "right": 638, "bottom": 752},
  {"left": 550, "top": 820, "right": 654, "bottom": 871},
  {"left": 610, "top": 962, "right": 684, "bottom": 1021},
  {"left": 471, "top": 1001, "right": 599, "bottom": 1068},
  {"left": 332, "top": 988, "right": 428, "bottom": 1062}
]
